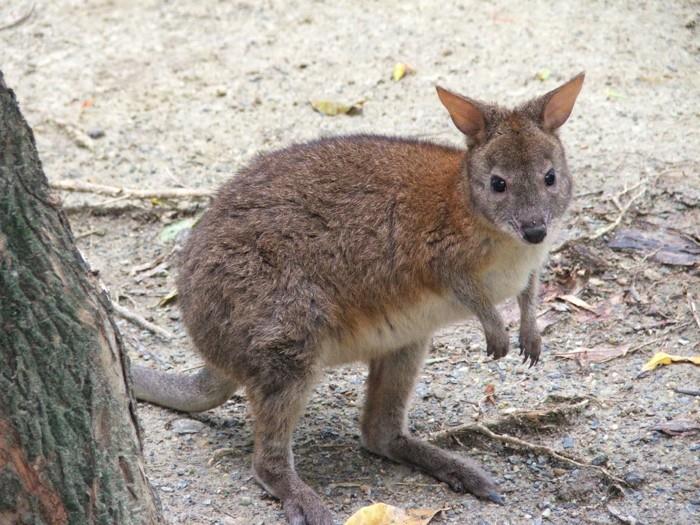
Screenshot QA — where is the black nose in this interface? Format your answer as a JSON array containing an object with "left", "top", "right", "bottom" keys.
[{"left": 522, "top": 224, "right": 547, "bottom": 244}]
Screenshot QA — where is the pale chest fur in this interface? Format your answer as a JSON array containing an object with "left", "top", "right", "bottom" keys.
[
  {"left": 479, "top": 238, "right": 552, "bottom": 304},
  {"left": 320, "top": 239, "right": 551, "bottom": 366}
]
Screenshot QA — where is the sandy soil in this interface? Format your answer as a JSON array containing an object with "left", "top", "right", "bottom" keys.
[{"left": 2, "top": 1, "right": 699, "bottom": 524}]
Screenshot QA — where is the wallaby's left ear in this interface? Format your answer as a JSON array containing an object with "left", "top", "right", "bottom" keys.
[{"left": 541, "top": 72, "right": 585, "bottom": 130}]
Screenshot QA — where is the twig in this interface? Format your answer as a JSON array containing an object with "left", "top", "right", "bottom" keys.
[
  {"left": 74, "top": 228, "right": 105, "bottom": 240},
  {"left": 609, "top": 180, "right": 646, "bottom": 212},
  {"left": 588, "top": 185, "right": 647, "bottom": 241},
  {"left": 425, "top": 356, "right": 450, "bottom": 365},
  {"left": 0, "top": 2, "right": 35, "bottom": 32},
  {"left": 111, "top": 302, "right": 174, "bottom": 340},
  {"left": 687, "top": 291, "right": 700, "bottom": 331},
  {"left": 672, "top": 387, "right": 700, "bottom": 397},
  {"left": 44, "top": 118, "right": 94, "bottom": 150},
  {"left": 445, "top": 422, "right": 627, "bottom": 488},
  {"left": 553, "top": 183, "right": 648, "bottom": 253},
  {"left": 51, "top": 179, "right": 212, "bottom": 200},
  {"left": 430, "top": 399, "right": 590, "bottom": 441}
]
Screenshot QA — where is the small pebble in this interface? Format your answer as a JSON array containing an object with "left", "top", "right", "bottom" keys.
[
  {"left": 171, "top": 418, "right": 205, "bottom": 434},
  {"left": 624, "top": 471, "right": 645, "bottom": 488},
  {"left": 591, "top": 454, "right": 608, "bottom": 466},
  {"left": 159, "top": 486, "right": 174, "bottom": 493},
  {"left": 542, "top": 508, "right": 552, "bottom": 519},
  {"left": 86, "top": 127, "right": 105, "bottom": 139},
  {"left": 552, "top": 467, "right": 567, "bottom": 476},
  {"left": 240, "top": 496, "right": 253, "bottom": 506},
  {"left": 562, "top": 436, "right": 575, "bottom": 449}
]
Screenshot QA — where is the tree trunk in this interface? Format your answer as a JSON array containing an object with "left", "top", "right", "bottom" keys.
[{"left": 0, "top": 73, "right": 163, "bottom": 524}]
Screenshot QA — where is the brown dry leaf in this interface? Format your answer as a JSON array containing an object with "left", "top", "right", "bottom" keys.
[
  {"left": 651, "top": 418, "right": 700, "bottom": 436},
  {"left": 557, "top": 294, "right": 598, "bottom": 314},
  {"left": 344, "top": 503, "right": 442, "bottom": 525},
  {"left": 554, "top": 344, "right": 631, "bottom": 365},
  {"left": 642, "top": 352, "right": 700, "bottom": 372},
  {"left": 609, "top": 226, "right": 700, "bottom": 266},
  {"left": 484, "top": 383, "right": 496, "bottom": 405},
  {"left": 310, "top": 99, "right": 363, "bottom": 116}
]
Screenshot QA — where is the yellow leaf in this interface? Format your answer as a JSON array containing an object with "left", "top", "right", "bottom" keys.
[
  {"left": 642, "top": 352, "right": 700, "bottom": 372},
  {"left": 344, "top": 503, "right": 442, "bottom": 525},
  {"left": 310, "top": 99, "right": 363, "bottom": 116},
  {"left": 157, "top": 289, "right": 178, "bottom": 308},
  {"left": 150, "top": 197, "right": 162, "bottom": 206},
  {"left": 535, "top": 68, "right": 551, "bottom": 81},
  {"left": 392, "top": 63, "right": 415, "bottom": 81}
]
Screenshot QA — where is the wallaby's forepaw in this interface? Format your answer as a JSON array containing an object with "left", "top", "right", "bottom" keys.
[
  {"left": 518, "top": 329, "right": 542, "bottom": 367},
  {"left": 486, "top": 331, "right": 509, "bottom": 360},
  {"left": 283, "top": 489, "right": 335, "bottom": 525}
]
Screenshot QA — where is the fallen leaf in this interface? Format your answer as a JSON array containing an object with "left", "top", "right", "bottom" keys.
[
  {"left": 484, "top": 383, "right": 496, "bottom": 405},
  {"left": 642, "top": 352, "right": 700, "bottom": 372},
  {"left": 606, "top": 88, "right": 624, "bottom": 100},
  {"left": 609, "top": 226, "right": 700, "bottom": 267},
  {"left": 344, "top": 503, "right": 442, "bottom": 525},
  {"left": 159, "top": 217, "right": 197, "bottom": 243},
  {"left": 157, "top": 289, "right": 178, "bottom": 307},
  {"left": 651, "top": 418, "right": 700, "bottom": 436},
  {"left": 554, "top": 344, "right": 631, "bottom": 365},
  {"left": 310, "top": 99, "right": 363, "bottom": 116},
  {"left": 557, "top": 294, "right": 598, "bottom": 314},
  {"left": 535, "top": 68, "right": 551, "bottom": 81},
  {"left": 392, "top": 63, "right": 414, "bottom": 81}
]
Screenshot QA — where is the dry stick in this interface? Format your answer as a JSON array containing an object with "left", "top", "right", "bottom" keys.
[
  {"left": 553, "top": 183, "right": 648, "bottom": 253},
  {"left": 430, "top": 399, "right": 590, "bottom": 441},
  {"left": 442, "top": 422, "right": 627, "bottom": 488},
  {"left": 430, "top": 399, "right": 627, "bottom": 488},
  {"left": 111, "top": 302, "right": 174, "bottom": 341},
  {"left": 587, "top": 185, "right": 647, "bottom": 241},
  {"left": 0, "top": 2, "right": 35, "bottom": 31},
  {"left": 51, "top": 179, "right": 213, "bottom": 200},
  {"left": 687, "top": 291, "right": 700, "bottom": 331}
]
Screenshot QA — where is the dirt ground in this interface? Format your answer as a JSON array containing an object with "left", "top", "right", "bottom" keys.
[{"left": 2, "top": 1, "right": 699, "bottom": 524}]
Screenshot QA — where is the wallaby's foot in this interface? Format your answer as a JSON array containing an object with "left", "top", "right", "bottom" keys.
[
  {"left": 362, "top": 341, "right": 503, "bottom": 504},
  {"left": 485, "top": 328, "right": 510, "bottom": 360},
  {"left": 254, "top": 464, "right": 334, "bottom": 525},
  {"left": 364, "top": 433, "right": 503, "bottom": 504}
]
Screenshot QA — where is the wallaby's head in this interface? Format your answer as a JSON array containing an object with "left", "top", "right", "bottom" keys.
[{"left": 437, "top": 73, "right": 584, "bottom": 245}]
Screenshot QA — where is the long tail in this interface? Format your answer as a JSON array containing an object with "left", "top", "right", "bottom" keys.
[{"left": 131, "top": 364, "right": 238, "bottom": 412}]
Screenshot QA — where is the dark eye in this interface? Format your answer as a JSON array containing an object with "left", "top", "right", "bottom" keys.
[
  {"left": 490, "top": 175, "right": 506, "bottom": 193},
  {"left": 544, "top": 168, "right": 556, "bottom": 186}
]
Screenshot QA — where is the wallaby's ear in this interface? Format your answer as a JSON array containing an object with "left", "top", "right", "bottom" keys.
[
  {"left": 436, "top": 86, "right": 486, "bottom": 143},
  {"left": 541, "top": 72, "right": 585, "bottom": 130}
]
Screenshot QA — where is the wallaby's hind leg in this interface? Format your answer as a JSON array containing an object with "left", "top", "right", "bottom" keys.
[
  {"left": 247, "top": 371, "right": 333, "bottom": 525},
  {"left": 361, "top": 340, "right": 504, "bottom": 504},
  {"left": 131, "top": 364, "right": 237, "bottom": 413}
]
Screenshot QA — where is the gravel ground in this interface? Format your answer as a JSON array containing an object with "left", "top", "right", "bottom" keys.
[{"left": 2, "top": 1, "right": 699, "bottom": 524}]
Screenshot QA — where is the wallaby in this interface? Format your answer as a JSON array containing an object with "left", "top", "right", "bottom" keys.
[{"left": 132, "top": 73, "right": 585, "bottom": 525}]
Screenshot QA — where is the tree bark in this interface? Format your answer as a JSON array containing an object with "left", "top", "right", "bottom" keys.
[{"left": 0, "top": 72, "right": 163, "bottom": 524}]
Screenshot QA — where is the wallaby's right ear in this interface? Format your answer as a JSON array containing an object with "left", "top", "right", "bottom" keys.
[{"left": 436, "top": 86, "right": 486, "bottom": 143}]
